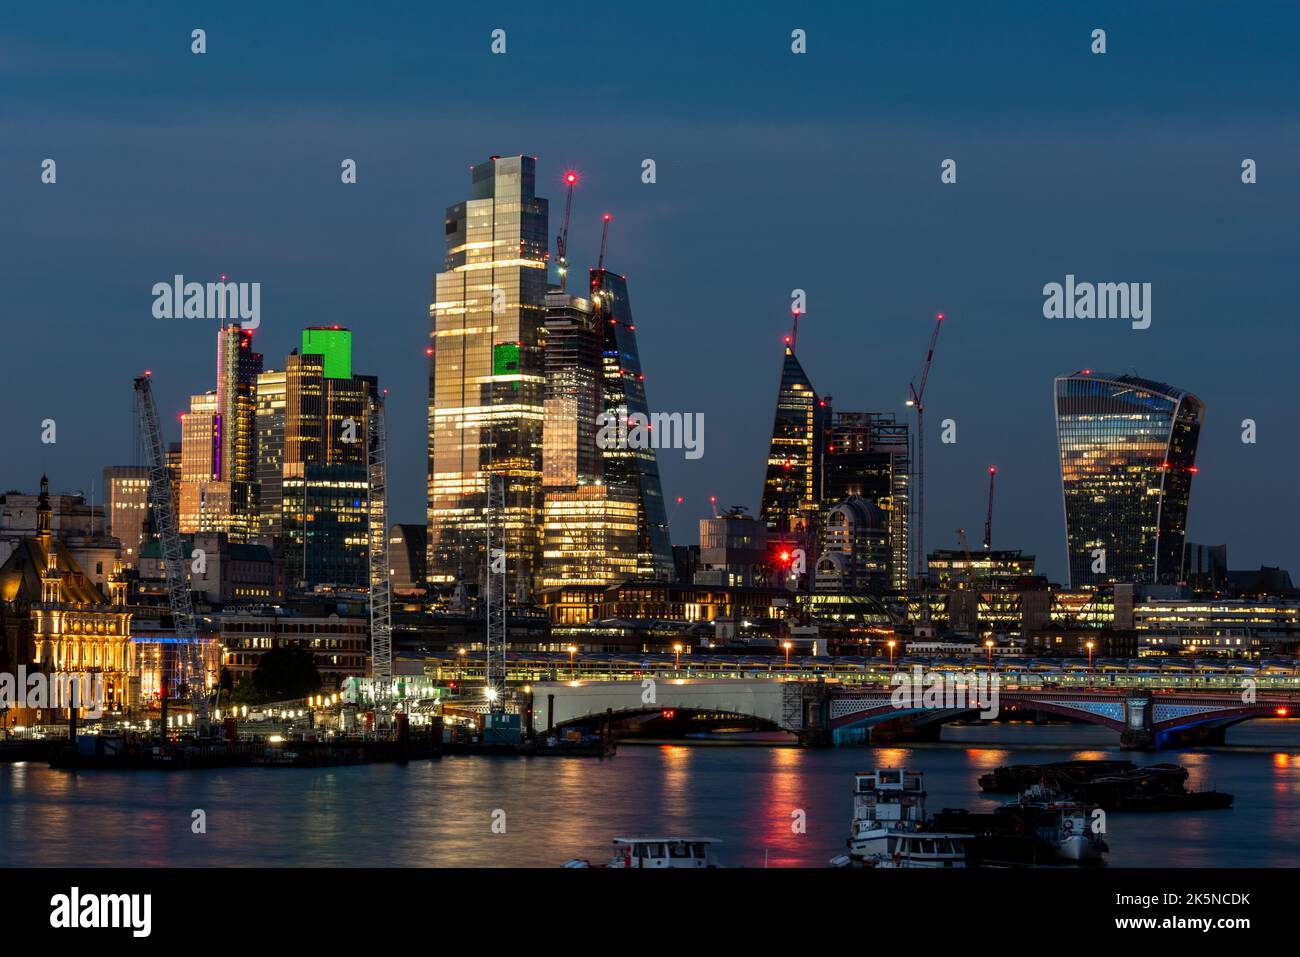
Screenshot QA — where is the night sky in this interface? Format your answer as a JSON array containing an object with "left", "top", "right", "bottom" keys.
[{"left": 3, "top": 1, "right": 1298, "bottom": 582}]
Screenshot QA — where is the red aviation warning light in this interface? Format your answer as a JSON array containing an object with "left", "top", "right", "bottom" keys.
[{"left": 565, "top": 170, "right": 578, "bottom": 185}]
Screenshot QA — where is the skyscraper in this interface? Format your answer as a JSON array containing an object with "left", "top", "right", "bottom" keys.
[
  {"left": 542, "top": 289, "right": 601, "bottom": 489},
  {"left": 1054, "top": 371, "right": 1204, "bottom": 587},
  {"left": 592, "top": 267, "right": 673, "bottom": 580},
  {"left": 255, "top": 369, "right": 287, "bottom": 538},
  {"left": 216, "top": 323, "right": 263, "bottom": 488},
  {"left": 759, "top": 344, "right": 827, "bottom": 548},
  {"left": 267, "top": 330, "right": 375, "bottom": 590},
  {"left": 822, "top": 412, "right": 910, "bottom": 592},
  {"left": 177, "top": 325, "right": 262, "bottom": 542},
  {"left": 428, "top": 155, "right": 549, "bottom": 594}
]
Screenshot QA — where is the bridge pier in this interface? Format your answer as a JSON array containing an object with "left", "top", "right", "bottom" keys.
[{"left": 1120, "top": 690, "right": 1155, "bottom": 750}]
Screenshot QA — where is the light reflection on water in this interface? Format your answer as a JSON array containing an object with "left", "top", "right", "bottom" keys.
[{"left": 1, "top": 721, "right": 1298, "bottom": 868}]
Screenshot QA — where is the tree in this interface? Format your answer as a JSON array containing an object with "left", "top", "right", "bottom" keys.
[{"left": 242, "top": 646, "right": 322, "bottom": 704}]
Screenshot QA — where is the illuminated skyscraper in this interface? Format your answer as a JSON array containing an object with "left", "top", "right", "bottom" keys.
[
  {"left": 216, "top": 323, "right": 262, "bottom": 487},
  {"left": 264, "top": 330, "right": 375, "bottom": 589},
  {"left": 1054, "top": 371, "right": 1204, "bottom": 587},
  {"left": 255, "top": 369, "right": 287, "bottom": 538},
  {"left": 176, "top": 325, "right": 262, "bottom": 542},
  {"left": 759, "top": 344, "right": 827, "bottom": 549},
  {"left": 591, "top": 267, "right": 673, "bottom": 580},
  {"left": 542, "top": 289, "right": 601, "bottom": 488},
  {"left": 428, "top": 155, "right": 549, "bottom": 593},
  {"left": 541, "top": 485, "right": 639, "bottom": 587}
]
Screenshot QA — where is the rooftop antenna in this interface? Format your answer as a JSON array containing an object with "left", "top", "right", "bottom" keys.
[{"left": 597, "top": 213, "right": 611, "bottom": 271}]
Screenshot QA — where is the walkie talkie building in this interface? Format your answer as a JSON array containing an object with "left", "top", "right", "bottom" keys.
[{"left": 1054, "top": 371, "right": 1204, "bottom": 588}]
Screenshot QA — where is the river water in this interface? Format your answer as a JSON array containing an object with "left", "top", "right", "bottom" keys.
[{"left": 2, "top": 722, "right": 1298, "bottom": 867}]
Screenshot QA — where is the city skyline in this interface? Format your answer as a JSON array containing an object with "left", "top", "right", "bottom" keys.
[{"left": 5, "top": 4, "right": 1299, "bottom": 583}]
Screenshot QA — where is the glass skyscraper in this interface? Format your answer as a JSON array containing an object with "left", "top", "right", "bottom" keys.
[
  {"left": 592, "top": 267, "right": 673, "bottom": 580},
  {"left": 428, "top": 156, "right": 549, "bottom": 593},
  {"left": 759, "top": 345, "right": 827, "bottom": 546},
  {"left": 1054, "top": 371, "right": 1204, "bottom": 588}
]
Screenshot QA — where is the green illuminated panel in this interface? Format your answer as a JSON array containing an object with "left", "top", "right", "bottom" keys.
[
  {"left": 302, "top": 327, "right": 353, "bottom": 380},
  {"left": 493, "top": 342, "right": 520, "bottom": 376}
]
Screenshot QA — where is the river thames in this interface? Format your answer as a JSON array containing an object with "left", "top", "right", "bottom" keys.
[{"left": 2, "top": 722, "right": 1298, "bottom": 867}]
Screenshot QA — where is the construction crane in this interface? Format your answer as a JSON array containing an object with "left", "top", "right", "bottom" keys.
[
  {"left": 133, "top": 372, "right": 209, "bottom": 735},
  {"left": 983, "top": 465, "right": 997, "bottom": 550},
  {"left": 597, "top": 213, "right": 611, "bottom": 270},
  {"left": 906, "top": 312, "right": 944, "bottom": 588},
  {"left": 956, "top": 527, "right": 973, "bottom": 567},
  {"left": 366, "top": 389, "right": 393, "bottom": 727},
  {"left": 484, "top": 475, "right": 508, "bottom": 713},
  {"left": 555, "top": 171, "right": 578, "bottom": 291}
]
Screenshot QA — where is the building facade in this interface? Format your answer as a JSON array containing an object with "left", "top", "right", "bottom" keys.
[
  {"left": 1054, "top": 372, "right": 1204, "bottom": 587},
  {"left": 428, "top": 155, "right": 550, "bottom": 594},
  {"left": 759, "top": 345, "right": 827, "bottom": 555},
  {"left": 0, "top": 477, "right": 133, "bottom": 716},
  {"left": 591, "top": 267, "right": 674, "bottom": 580},
  {"left": 822, "top": 412, "right": 910, "bottom": 591},
  {"left": 541, "top": 485, "right": 639, "bottom": 587},
  {"left": 103, "top": 466, "right": 151, "bottom": 567}
]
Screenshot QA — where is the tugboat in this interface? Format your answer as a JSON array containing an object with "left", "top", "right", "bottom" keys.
[
  {"left": 563, "top": 837, "right": 721, "bottom": 868},
  {"left": 835, "top": 769, "right": 970, "bottom": 868}
]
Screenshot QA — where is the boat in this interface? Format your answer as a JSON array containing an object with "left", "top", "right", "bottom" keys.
[
  {"left": 1005, "top": 784, "right": 1108, "bottom": 862},
  {"left": 563, "top": 837, "right": 721, "bottom": 868},
  {"left": 930, "top": 783, "right": 1108, "bottom": 866},
  {"left": 978, "top": 759, "right": 1135, "bottom": 794},
  {"left": 841, "top": 769, "right": 970, "bottom": 868},
  {"left": 1074, "top": 765, "right": 1233, "bottom": 812},
  {"left": 979, "top": 760, "right": 1232, "bottom": 813}
]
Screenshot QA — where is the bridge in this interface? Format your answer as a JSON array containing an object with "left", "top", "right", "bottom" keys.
[{"left": 528, "top": 678, "right": 1296, "bottom": 750}]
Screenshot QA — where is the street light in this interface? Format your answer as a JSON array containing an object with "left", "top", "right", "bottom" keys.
[
  {"left": 673, "top": 643, "right": 683, "bottom": 671},
  {"left": 783, "top": 641, "right": 793, "bottom": 671},
  {"left": 568, "top": 645, "right": 578, "bottom": 679},
  {"left": 887, "top": 640, "right": 897, "bottom": 674},
  {"left": 1086, "top": 640, "right": 1096, "bottom": 674},
  {"left": 985, "top": 639, "right": 995, "bottom": 673}
]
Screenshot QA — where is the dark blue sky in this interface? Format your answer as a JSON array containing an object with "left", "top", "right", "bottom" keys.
[{"left": 3, "top": 1, "right": 1298, "bottom": 582}]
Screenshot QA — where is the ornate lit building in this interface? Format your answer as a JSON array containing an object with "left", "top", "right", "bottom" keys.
[{"left": 0, "top": 477, "right": 133, "bottom": 718}]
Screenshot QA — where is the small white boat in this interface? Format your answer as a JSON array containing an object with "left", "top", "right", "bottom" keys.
[
  {"left": 564, "top": 837, "right": 721, "bottom": 869},
  {"left": 842, "top": 769, "right": 969, "bottom": 868}
]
